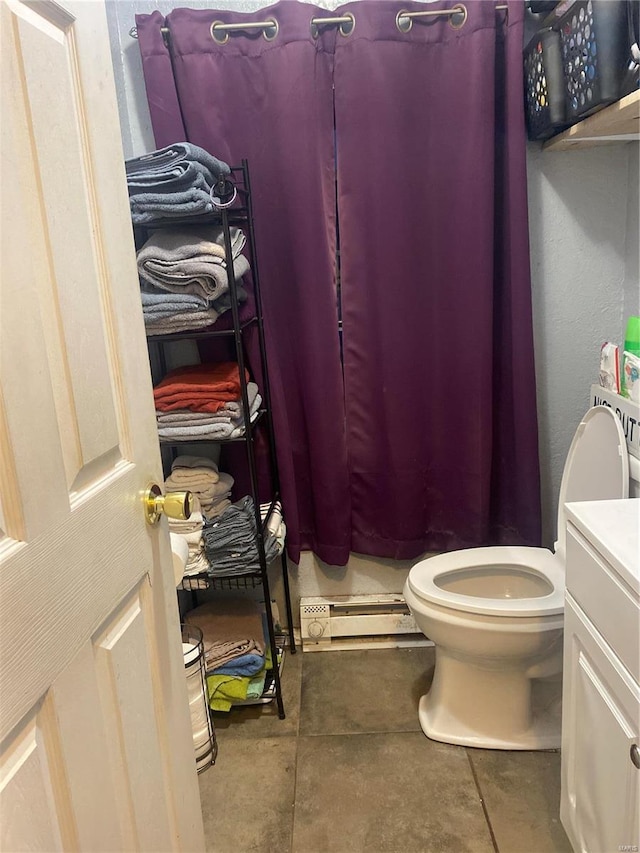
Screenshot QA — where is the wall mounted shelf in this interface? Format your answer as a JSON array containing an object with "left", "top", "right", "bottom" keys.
[{"left": 544, "top": 90, "right": 640, "bottom": 151}]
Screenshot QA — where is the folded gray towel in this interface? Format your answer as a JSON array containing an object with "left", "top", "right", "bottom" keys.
[
  {"left": 157, "top": 407, "right": 259, "bottom": 440},
  {"left": 159, "top": 421, "right": 236, "bottom": 440},
  {"left": 156, "top": 393, "right": 261, "bottom": 439},
  {"left": 138, "top": 227, "right": 250, "bottom": 301},
  {"left": 127, "top": 164, "right": 214, "bottom": 196},
  {"left": 143, "top": 304, "right": 217, "bottom": 320},
  {"left": 140, "top": 287, "right": 209, "bottom": 310},
  {"left": 138, "top": 227, "right": 246, "bottom": 265},
  {"left": 130, "top": 188, "right": 215, "bottom": 223},
  {"left": 144, "top": 305, "right": 217, "bottom": 321},
  {"left": 125, "top": 143, "right": 230, "bottom": 183},
  {"left": 202, "top": 496, "right": 280, "bottom": 574},
  {"left": 210, "top": 283, "right": 249, "bottom": 314},
  {"left": 140, "top": 285, "right": 247, "bottom": 333},
  {"left": 145, "top": 255, "right": 249, "bottom": 301},
  {"left": 156, "top": 411, "right": 234, "bottom": 425},
  {"left": 145, "top": 312, "right": 219, "bottom": 335}
]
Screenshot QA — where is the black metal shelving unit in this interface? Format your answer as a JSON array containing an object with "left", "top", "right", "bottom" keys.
[{"left": 135, "top": 161, "right": 296, "bottom": 720}]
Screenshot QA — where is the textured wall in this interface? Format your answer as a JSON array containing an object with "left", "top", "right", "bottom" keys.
[
  {"left": 527, "top": 142, "right": 636, "bottom": 543},
  {"left": 623, "top": 148, "right": 640, "bottom": 324},
  {"left": 107, "top": 1, "right": 639, "bottom": 601}
]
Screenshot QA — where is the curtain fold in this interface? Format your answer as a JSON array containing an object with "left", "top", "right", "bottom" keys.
[
  {"left": 135, "top": 0, "right": 541, "bottom": 565},
  {"left": 136, "top": 11, "right": 186, "bottom": 146},
  {"left": 137, "top": 2, "right": 352, "bottom": 566},
  {"left": 334, "top": 0, "right": 540, "bottom": 557}
]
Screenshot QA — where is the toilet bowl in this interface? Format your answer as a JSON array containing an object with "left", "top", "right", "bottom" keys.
[{"left": 404, "top": 406, "right": 635, "bottom": 750}]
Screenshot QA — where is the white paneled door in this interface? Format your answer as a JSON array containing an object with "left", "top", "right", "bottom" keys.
[{"left": 0, "top": 1, "right": 205, "bottom": 850}]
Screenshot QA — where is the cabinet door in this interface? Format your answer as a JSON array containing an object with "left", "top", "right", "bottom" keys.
[{"left": 561, "top": 596, "right": 640, "bottom": 853}]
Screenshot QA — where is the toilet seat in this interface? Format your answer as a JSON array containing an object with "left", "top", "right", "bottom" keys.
[
  {"left": 408, "top": 406, "right": 629, "bottom": 620},
  {"left": 407, "top": 546, "right": 565, "bottom": 617}
]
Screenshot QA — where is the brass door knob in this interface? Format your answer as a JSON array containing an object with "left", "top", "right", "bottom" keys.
[{"left": 144, "top": 483, "right": 194, "bottom": 526}]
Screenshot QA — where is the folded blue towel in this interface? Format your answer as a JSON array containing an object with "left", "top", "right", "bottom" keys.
[{"left": 212, "top": 652, "right": 265, "bottom": 677}]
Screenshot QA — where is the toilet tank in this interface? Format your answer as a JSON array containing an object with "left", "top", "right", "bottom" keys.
[{"left": 589, "top": 385, "right": 640, "bottom": 496}]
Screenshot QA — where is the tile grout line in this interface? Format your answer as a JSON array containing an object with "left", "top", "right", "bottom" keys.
[
  {"left": 289, "top": 734, "right": 301, "bottom": 853},
  {"left": 298, "top": 727, "right": 424, "bottom": 738},
  {"left": 466, "top": 749, "right": 500, "bottom": 853},
  {"left": 290, "top": 651, "right": 305, "bottom": 853}
]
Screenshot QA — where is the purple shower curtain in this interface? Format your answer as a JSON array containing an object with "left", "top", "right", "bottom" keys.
[
  {"left": 136, "top": 0, "right": 541, "bottom": 565},
  {"left": 334, "top": 0, "right": 541, "bottom": 557},
  {"left": 136, "top": 3, "right": 351, "bottom": 566},
  {"left": 137, "top": 10, "right": 185, "bottom": 145}
]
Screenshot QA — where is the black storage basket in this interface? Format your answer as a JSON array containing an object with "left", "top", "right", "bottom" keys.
[
  {"left": 524, "top": 28, "right": 567, "bottom": 141},
  {"left": 558, "top": 0, "right": 629, "bottom": 120}
]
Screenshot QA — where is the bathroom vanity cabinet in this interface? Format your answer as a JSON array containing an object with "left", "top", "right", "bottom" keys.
[{"left": 561, "top": 499, "right": 640, "bottom": 853}]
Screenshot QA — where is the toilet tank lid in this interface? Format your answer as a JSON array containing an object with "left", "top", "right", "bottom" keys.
[{"left": 556, "top": 406, "right": 629, "bottom": 558}]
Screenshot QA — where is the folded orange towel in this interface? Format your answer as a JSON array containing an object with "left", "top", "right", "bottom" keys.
[{"left": 154, "top": 363, "right": 250, "bottom": 413}]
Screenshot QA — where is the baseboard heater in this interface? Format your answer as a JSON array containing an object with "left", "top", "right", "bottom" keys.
[{"left": 299, "top": 594, "right": 433, "bottom": 652}]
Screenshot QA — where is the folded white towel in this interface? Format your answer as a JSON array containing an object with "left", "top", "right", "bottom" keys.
[
  {"left": 166, "top": 471, "right": 233, "bottom": 498},
  {"left": 168, "top": 467, "right": 220, "bottom": 485},
  {"left": 172, "top": 455, "right": 219, "bottom": 472},
  {"left": 157, "top": 411, "right": 233, "bottom": 426}
]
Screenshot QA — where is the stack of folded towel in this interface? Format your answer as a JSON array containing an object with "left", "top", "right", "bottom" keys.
[
  {"left": 167, "top": 494, "right": 209, "bottom": 577},
  {"left": 125, "top": 142, "right": 230, "bottom": 224},
  {"left": 153, "top": 363, "right": 261, "bottom": 442},
  {"left": 165, "top": 455, "right": 233, "bottom": 520},
  {"left": 260, "top": 500, "right": 287, "bottom": 557},
  {"left": 138, "top": 226, "right": 249, "bottom": 335},
  {"left": 203, "top": 496, "right": 281, "bottom": 577},
  {"left": 157, "top": 382, "right": 262, "bottom": 441},
  {"left": 185, "top": 597, "right": 272, "bottom": 711}
]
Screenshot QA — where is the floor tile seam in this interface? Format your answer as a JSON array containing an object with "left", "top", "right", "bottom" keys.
[
  {"left": 296, "top": 727, "right": 423, "bottom": 739},
  {"left": 289, "top": 733, "right": 301, "bottom": 853},
  {"left": 465, "top": 749, "right": 500, "bottom": 853},
  {"left": 213, "top": 731, "right": 294, "bottom": 743},
  {"left": 293, "top": 659, "right": 302, "bottom": 739}
]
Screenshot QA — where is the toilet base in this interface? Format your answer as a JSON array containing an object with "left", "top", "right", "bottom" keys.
[{"left": 418, "top": 650, "right": 562, "bottom": 750}]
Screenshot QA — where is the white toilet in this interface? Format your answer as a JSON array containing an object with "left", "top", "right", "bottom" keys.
[{"left": 404, "top": 405, "right": 638, "bottom": 750}]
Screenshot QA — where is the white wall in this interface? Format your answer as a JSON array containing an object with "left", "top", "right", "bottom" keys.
[{"left": 107, "top": 1, "right": 639, "bottom": 616}]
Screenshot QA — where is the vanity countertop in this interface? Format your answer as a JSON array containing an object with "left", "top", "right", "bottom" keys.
[{"left": 565, "top": 499, "right": 640, "bottom": 595}]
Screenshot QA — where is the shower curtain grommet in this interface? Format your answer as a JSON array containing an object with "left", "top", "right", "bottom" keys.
[
  {"left": 210, "top": 21, "right": 229, "bottom": 44},
  {"left": 395, "top": 10, "right": 412, "bottom": 33},
  {"left": 263, "top": 19, "right": 279, "bottom": 40},
  {"left": 310, "top": 13, "right": 354, "bottom": 39},
  {"left": 449, "top": 4, "right": 468, "bottom": 29},
  {"left": 339, "top": 13, "right": 355, "bottom": 37}
]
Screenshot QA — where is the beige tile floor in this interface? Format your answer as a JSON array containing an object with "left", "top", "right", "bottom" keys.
[{"left": 199, "top": 647, "right": 573, "bottom": 853}]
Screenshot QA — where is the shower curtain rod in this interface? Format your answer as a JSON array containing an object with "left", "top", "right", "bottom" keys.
[{"left": 129, "top": 4, "right": 509, "bottom": 40}]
